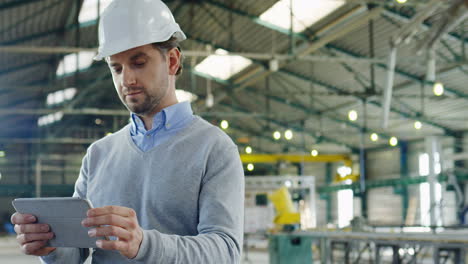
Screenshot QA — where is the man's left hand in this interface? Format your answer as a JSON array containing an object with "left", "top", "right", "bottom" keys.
[{"left": 82, "top": 206, "right": 143, "bottom": 259}]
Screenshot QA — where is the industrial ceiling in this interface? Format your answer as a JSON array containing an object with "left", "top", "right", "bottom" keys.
[{"left": 0, "top": 0, "right": 467, "bottom": 158}]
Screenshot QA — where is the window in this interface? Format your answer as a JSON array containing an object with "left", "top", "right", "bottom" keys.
[
  {"left": 38, "top": 111, "right": 64, "bottom": 127},
  {"left": 194, "top": 49, "right": 252, "bottom": 80},
  {"left": 79, "top": 0, "right": 113, "bottom": 24},
  {"left": 46, "top": 88, "right": 77, "bottom": 106},
  {"left": 56, "top": 52, "right": 96, "bottom": 77},
  {"left": 419, "top": 152, "right": 442, "bottom": 226},
  {"left": 337, "top": 188, "right": 353, "bottom": 228},
  {"left": 175, "top": 89, "right": 198, "bottom": 103}
]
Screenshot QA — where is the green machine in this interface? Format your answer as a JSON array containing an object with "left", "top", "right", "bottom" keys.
[{"left": 269, "top": 234, "right": 313, "bottom": 264}]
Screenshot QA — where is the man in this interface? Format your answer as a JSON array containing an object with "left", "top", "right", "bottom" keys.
[{"left": 10, "top": 0, "right": 244, "bottom": 263}]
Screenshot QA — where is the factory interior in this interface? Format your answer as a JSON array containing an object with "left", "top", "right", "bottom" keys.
[{"left": 1, "top": 0, "right": 468, "bottom": 263}]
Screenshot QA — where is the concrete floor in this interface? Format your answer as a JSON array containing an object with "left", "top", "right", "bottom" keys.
[
  {"left": 0, "top": 236, "right": 268, "bottom": 264},
  {"left": 0, "top": 236, "right": 41, "bottom": 264}
]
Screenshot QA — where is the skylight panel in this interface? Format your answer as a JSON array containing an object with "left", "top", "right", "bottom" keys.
[
  {"left": 56, "top": 52, "right": 96, "bottom": 76},
  {"left": 47, "top": 88, "right": 77, "bottom": 106},
  {"left": 194, "top": 49, "right": 252, "bottom": 80},
  {"left": 79, "top": 0, "right": 113, "bottom": 24},
  {"left": 175, "top": 89, "right": 198, "bottom": 103},
  {"left": 259, "top": 0, "right": 346, "bottom": 32},
  {"left": 38, "top": 111, "right": 64, "bottom": 127}
]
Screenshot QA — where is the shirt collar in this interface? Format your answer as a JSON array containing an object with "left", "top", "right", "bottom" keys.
[{"left": 130, "top": 101, "right": 193, "bottom": 134}]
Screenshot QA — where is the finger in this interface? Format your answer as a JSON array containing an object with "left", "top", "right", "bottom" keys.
[
  {"left": 82, "top": 214, "right": 132, "bottom": 229},
  {"left": 11, "top": 213, "right": 36, "bottom": 225},
  {"left": 21, "top": 240, "right": 48, "bottom": 255},
  {"left": 35, "top": 247, "right": 56, "bottom": 257},
  {"left": 89, "top": 226, "right": 131, "bottom": 241},
  {"left": 87, "top": 206, "right": 136, "bottom": 218},
  {"left": 14, "top": 224, "right": 50, "bottom": 234},
  {"left": 96, "top": 239, "right": 129, "bottom": 252},
  {"left": 17, "top": 232, "right": 54, "bottom": 244}
]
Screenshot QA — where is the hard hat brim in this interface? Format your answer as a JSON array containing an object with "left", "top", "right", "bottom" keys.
[{"left": 94, "top": 31, "right": 186, "bottom": 61}]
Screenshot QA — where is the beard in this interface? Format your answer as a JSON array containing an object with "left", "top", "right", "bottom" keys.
[
  {"left": 126, "top": 91, "right": 160, "bottom": 115},
  {"left": 123, "top": 85, "right": 168, "bottom": 116}
]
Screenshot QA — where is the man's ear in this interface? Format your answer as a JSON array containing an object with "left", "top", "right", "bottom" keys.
[{"left": 167, "top": 48, "right": 181, "bottom": 76}]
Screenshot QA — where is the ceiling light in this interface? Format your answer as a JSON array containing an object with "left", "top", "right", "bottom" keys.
[
  {"left": 284, "top": 130, "right": 293, "bottom": 140},
  {"left": 433, "top": 82, "right": 444, "bottom": 96},
  {"left": 311, "top": 149, "right": 318, "bottom": 157},
  {"left": 348, "top": 110, "right": 358, "bottom": 121},
  {"left": 389, "top": 137, "right": 398, "bottom": 147},
  {"left": 220, "top": 120, "right": 229, "bottom": 130},
  {"left": 370, "top": 133, "right": 379, "bottom": 142},
  {"left": 414, "top": 121, "right": 422, "bottom": 130},
  {"left": 0, "top": 151, "right": 5, "bottom": 158},
  {"left": 247, "top": 163, "right": 254, "bottom": 171},
  {"left": 95, "top": 118, "right": 102, "bottom": 125},
  {"left": 273, "top": 131, "right": 281, "bottom": 140},
  {"left": 396, "top": 0, "right": 407, "bottom": 4},
  {"left": 245, "top": 146, "right": 252, "bottom": 154}
]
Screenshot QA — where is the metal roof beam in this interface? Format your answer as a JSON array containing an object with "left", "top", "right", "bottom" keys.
[
  {"left": 190, "top": 70, "right": 359, "bottom": 151},
  {"left": 0, "top": 0, "right": 64, "bottom": 38},
  {"left": 200, "top": 2, "right": 468, "bottom": 121},
  {"left": 191, "top": 4, "right": 383, "bottom": 112},
  {"left": 1, "top": 28, "right": 62, "bottom": 46},
  {"left": 0, "top": 58, "right": 51, "bottom": 77},
  {"left": 199, "top": 2, "right": 458, "bottom": 135},
  {"left": 186, "top": 34, "right": 386, "bottom": 141},
  {"left": 319, "top": 48, "right": 457, "bottom": 134},
  {"left": 280, "top": 66, "right": 455, "bottom": 135},
  {"left": 382, "top": 8, "right": 468, "bottom": 45},
  {"left": 0, "top": 0, "right": 39, "bottom": 10},
  {"left": 218, "top": 101, "right": 358, "bottom": 153}
]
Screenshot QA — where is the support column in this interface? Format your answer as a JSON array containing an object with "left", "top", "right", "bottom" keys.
[
  {"left": 325, "top": 163, "right": 333, "bottom": 224},
  {"left": 454, "top": 132, "right": 465, "bottom": 223},
  {"left": 35, "top": 157, "right": 42, "bottom": 197},
  {"left": 359, "top": 147, "right": 368, "bottom": 219},
  {"left": 425, "top": 136, "right": 441, "bottom": 227},
  {"left": 400, "top": 141, "right": 409, "bottom": 223}
]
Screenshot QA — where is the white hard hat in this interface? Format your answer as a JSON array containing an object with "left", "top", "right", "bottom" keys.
[{"left": 94, "top": 0, "right": 186, "bottom": 61}]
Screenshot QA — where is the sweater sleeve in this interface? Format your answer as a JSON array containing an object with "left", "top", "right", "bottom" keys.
[
  {"left": 133, "top": 144, "right": 245, "bottom": 263},
  {"left": 39, "top": 152, "right": 91, "bottom": 264}
]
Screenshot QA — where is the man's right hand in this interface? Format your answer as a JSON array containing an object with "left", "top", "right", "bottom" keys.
[{"left": 11, "top": 212, "right": 56, "bottom": 256}]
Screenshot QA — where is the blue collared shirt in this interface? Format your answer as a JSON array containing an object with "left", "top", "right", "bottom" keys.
[{"left": 129, "top": 101, "right": 195, "bottom": 152}]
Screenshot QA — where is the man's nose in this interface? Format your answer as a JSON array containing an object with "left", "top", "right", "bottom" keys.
[{"left": 122, "top": 67, "right": 137, "bottom": 87}]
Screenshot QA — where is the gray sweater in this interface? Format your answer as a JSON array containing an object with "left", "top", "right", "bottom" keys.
[{"left": 40, "top": 116, "right": 244, "bottom": 263}]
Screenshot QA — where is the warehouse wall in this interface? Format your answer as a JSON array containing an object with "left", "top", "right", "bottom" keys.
[
  {"left": 0, "top": 143, "right": 85, "bottom": 223},
  {"left": 408, "top": 138, "right": 458, "bottom": 226},
  {"left": 366, "top": 148, "right": 403, "bottom": 224},
  {"left": 364, "top": 136, "right": 459, "bottom": 226}
]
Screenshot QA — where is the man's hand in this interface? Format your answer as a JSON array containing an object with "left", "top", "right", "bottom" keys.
[
  {"left": 10, "top": 213, "right": 56, "bottom": 256},
  {"left": 82, "top": 206, "right": 143, "bottom": 259}
]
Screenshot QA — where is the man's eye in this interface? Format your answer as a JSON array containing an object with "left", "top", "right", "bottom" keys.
[
  {"left": 135, "top": 61, "right": 145, "bottom": 66},
  {"left": 113, "top": 68, "right": 122, "bottom": 73}
]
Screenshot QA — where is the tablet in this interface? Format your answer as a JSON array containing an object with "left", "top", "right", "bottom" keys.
[{"left": 12, "top": 197, "right": 103, "bottom": 248}]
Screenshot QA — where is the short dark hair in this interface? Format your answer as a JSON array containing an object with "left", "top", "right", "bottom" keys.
[{"left": 152, "top": 36, "right": 183, "bottom": 76}]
